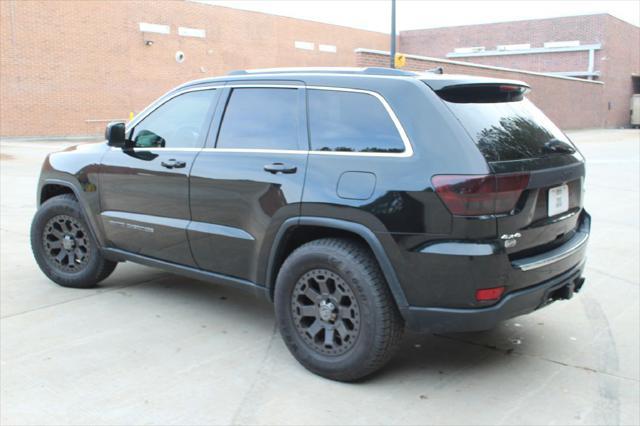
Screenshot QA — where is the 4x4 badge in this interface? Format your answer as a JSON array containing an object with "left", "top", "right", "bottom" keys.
[{"left": 501, "top": 232, "right": 522, "bottom": 248}]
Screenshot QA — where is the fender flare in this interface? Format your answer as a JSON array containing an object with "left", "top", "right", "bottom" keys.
[
  {"left": 39, "top": 178, "right": 105, "bottom": 247},
  {"left": 266, "top": 216, "right": 409, "bottom": 310}
]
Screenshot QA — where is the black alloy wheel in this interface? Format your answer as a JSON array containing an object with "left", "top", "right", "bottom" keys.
[
  {"left": 291, "top": 268, "right": 361, "bottom": 356},
  {"left": 31, "top": 194, "right": 117, "bottom": 288},
  {"left": 42, "top": 214, "right": 91, "bottom": 273}
]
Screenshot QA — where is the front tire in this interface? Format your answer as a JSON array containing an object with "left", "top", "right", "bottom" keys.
[
  {"left": 274, "top": 238, "right": 404, "bottom": 381},
  {"left": 30, "top": 194, "right": 116, "bottom": 288}
]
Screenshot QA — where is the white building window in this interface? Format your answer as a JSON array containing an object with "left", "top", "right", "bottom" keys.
[
  {"left": 138, "top": 22, "right": 170, "bottom": 34},
  {"left": 178, "top": 27, "right": 206, "bottom": 38},
  {"left": 294, "top": 41, "right": 315, "bottom": 51},
  {"left": 319, "top": 44, "right": 337, "bottom": 53}
]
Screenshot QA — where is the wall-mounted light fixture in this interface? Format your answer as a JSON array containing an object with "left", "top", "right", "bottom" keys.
[{"left": 144, "top": 40, "right": 154, "bottom": 46}]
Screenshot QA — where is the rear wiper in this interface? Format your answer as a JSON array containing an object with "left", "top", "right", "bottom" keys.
[{"left": 543, "top": 138, "right": 576, "bottom": 154}]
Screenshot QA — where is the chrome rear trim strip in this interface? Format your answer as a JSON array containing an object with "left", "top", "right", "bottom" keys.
[{"left": 512, "top": 232, "right": 589, "bottom": 271}]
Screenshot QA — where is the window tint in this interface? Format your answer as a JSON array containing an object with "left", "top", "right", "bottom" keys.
[
  {"left": 308, "top": 90, "right": 404, "bottom": 153},
  {"left": 216, "top": 88, "right": 299, "bottom": 150},
  {"left": 441, "top": 97, "right": 573, "bottom": 162},
  {"left": 132, "top": 90, "right": 216, "bottom": 148}
]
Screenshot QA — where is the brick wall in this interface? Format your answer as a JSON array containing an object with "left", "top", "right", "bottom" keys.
[
  {"left": 398, "top": 14, "right": 640, "bottom": 128},
  {"left": 454, "top": 51, "right": 590, "bottom": 74},
  {"left": 400, "top": 14, "right": 608, "bottom": 59},
  {"left": 601, "top": 15, "right": 640, "bottom": 127},
  {"left": 0, "top": 0, "right": 388, "bottom": 137},
  {"left": 1, "top": 3, "right": 634, "bottom": 137},
  {"left": 356, "top": 49, "right": 604, "bottom": 130}
]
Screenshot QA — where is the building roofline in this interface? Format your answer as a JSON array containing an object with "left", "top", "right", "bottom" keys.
[
  {"left": 187, "top": 0, "right": 389, "bottom": 35},
  {"left": 603, "top": 13, "right": 640, "bottom": 29},
  {"left": 354, "top": 48, "right": 605, "bottom": 85},
  {"left": 400, "top": 13, "right": 625, "bottom": 33}
]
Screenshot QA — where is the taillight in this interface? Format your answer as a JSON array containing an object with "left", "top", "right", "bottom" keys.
[{"left": 432, "top": 173, "right": 530, "bottom": 216}]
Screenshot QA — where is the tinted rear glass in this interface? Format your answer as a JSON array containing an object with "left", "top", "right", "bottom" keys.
[
  {"left": 438, "top": 87, "right": 572, "bottom": 162},
  {"left": 217, "top": 88, "right": 299, "bottom": 150},
  {"left": 308, "top": 89, "right": 405, "bottom": 153}
]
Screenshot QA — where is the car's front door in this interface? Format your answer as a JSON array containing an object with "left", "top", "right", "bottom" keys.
[
  {"left": 188, "top": 84, "right": 308, "bottom": 283},
  {"left": 99, "top": 88, "right": 219, "bottom": 266}
]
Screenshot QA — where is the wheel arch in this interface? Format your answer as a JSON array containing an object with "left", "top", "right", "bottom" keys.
[
  {"left": 265, "top": 217, "right": 409, "bottom": 311},
  {"left": 40, "top": 182, "right": 76, "bottom": 205},
  {"left": 38, "top": 179, "right": 106, "bottom": 248}
]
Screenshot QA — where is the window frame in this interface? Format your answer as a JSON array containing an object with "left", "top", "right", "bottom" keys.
[
  {"left": 306, "top": 87, "right": 411, "bottom": 156},
  {"left": 209, "top": 85, "right": 308, "bottom": 152},
  {"left": 123, "top": 83, "right": 413, "bottom": 158},
  {"left": 123, "top": 86, "right": 221, "bottom": 151}
]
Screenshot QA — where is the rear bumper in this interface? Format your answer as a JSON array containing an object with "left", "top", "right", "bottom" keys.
[{"left": 404, "top": 260, "right": 586, "bottom": 332}]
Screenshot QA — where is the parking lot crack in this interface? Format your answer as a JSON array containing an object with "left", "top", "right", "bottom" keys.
[
  {"left": 230, "top": 321, "right": 278, "bottom": 425},
  {"left": 0, "top": 276, "right": 162, "bottom": 320}
]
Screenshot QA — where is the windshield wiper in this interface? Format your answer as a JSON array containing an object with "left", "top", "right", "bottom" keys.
[{"left": 543, "top": 138, "right": 576, "bottom": 154}]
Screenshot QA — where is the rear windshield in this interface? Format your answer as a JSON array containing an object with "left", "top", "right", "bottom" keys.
[{"left": 436, "top": 85, "right": 572, "bottom": 162}]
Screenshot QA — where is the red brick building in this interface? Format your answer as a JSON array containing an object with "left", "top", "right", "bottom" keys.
[
  {"left": 0, "top": 1, "right": 388, "bottom": 137},
  {"left": 0, "top": 3, "right": 637, "bottom": 137},
  {"left": 400, "top": 14, "right": 640, "bottom": 128}
]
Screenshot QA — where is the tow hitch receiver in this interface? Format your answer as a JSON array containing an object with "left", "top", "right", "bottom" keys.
[
  {"left": 553, "top": 282, "right": 575, "bottom": 300},
  {"left": 545, "top": 277, "right": 585, "bottom": 304}
]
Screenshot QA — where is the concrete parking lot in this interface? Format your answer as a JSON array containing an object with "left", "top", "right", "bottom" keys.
[{"left": 1, "top": 130, "right": 638, "bottom": 425}]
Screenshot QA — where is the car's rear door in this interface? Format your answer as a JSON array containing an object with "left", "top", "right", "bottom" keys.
[
  {"left": 99, "top": 87, "right": 220, "bottom": 266},
  {"left": 188, "top": 82, "right": 308, "bottom": 283}
]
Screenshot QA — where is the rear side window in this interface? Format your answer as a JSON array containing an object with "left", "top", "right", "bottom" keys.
[
  {"left": 216, "top": 88, "right": 299, "bottom": 150},
  {"left": 436, "top": 84, "right": 573, "bottom": 162},
  {"left": 308, "top": 89, "right": 405, "bottom": 153}
]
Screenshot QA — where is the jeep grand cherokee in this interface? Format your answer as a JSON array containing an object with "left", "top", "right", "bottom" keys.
[{"left": 31, "top": 67, "right": 590, "bottom": 381}]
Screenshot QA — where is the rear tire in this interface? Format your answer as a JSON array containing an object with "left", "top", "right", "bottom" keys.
[
  {"left": 274, "top": 238, "right": 404, "bottom": 381},
  {"left": 31, "top": 194, "right": 117, "bottom": 288}
]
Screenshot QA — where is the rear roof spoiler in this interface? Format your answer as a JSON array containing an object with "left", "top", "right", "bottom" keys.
[{"left": 421, "top": 75, "right": 530, "bottom": 91}]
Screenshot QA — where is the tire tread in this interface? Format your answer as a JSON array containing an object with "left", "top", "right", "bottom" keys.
[
  {"left": 276, "top": 237, "right": 404, "bottom": 381},
  {"left": 30, "top": 193, "right": 117, "bottom": 288}
]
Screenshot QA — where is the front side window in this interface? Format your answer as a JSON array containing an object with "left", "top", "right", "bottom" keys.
[
  {"left": 308, "top": 89, "right": 405, "bottom": 153},
  {"left": 131, "top": 90, "right": 216, "bottom": 148},
  {"left": 216, "top": 88, "right": 300, "bottom": 150}
]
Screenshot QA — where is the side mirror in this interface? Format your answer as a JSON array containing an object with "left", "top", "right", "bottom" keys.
[{"left": 105, "top": 121, "right": 126, "bottom": 147}]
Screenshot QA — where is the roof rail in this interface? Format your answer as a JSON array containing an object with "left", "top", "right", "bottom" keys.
[
  {"left": 227, "top": 67, "right": 418, "bottom": 76},
  {"left": 361, "top": 67, "right": 417, "bottom": 76}
]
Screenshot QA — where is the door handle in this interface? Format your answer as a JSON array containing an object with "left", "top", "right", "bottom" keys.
[
  {"left": 161, "top": 159, "right": 187, "bottom": 169},
  {"left": 264, "top": 163, "right": 297, "bottom": 174}
]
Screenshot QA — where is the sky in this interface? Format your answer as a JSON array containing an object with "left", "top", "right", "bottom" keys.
[{"left": 198, "top": 0, "right": 640, "bottom": 33}]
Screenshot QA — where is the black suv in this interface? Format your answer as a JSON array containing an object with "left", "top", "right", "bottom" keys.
[{"left": 31, "top": 67, "right": 590, "bottom": 381}]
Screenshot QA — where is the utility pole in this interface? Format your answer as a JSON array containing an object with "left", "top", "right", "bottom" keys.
[{"left": 390, "top": 0, "right": 396, "bottom": 68}]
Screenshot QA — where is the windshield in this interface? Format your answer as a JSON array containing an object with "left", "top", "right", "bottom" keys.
[{"left": 439, "top": 91, "right": 572, "bottom": 162}]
